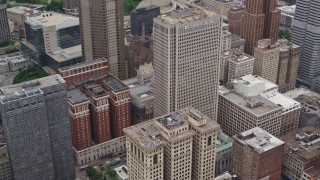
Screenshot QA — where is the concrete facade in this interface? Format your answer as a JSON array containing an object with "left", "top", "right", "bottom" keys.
[
  {"left": 0, "top": 147, "right": 12, "bottom": 180},
  {"left": 0, "top": 75, "right": 75, "bottom": 180},
  {"left": 0, "top": 7, "right": 11, "bottom": 44}
]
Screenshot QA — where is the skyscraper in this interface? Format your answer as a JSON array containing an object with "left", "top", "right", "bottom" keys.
[
  {"left": 0, "top": 7, "right": 11, "bottom": 44},
  {"left": 291, "top": 0, "right": 320, "bottom": 88},
  {"left": 0, "top": 75, "right": 75, "bottom": 180},
  {"left": 153, "top": 8, "right": 221, "bottom": 120},
  {"left": 240, "top": 0, "right": 280, "bottom": 55},
  {"left": 79, "top": 0, "right": 127, "bottom": 80}
]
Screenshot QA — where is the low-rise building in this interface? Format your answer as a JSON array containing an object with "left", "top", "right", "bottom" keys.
[
  {"left": 114, "top": 165, "right": 129, "bottom": 180},
  {"left": 281, "top": 126, "right": 320, "bottom": 180},
  {"left": 0, "top": 53, "right": 34, "bottom": 72},
  {"left": 301, "top": 164, "right": 320, "bottom": 180},
  {"left": 277, "top": 5, "right": 295, "bottom": 28},
  {"left": 215, "top": 128, "right": 233, "bottom": 176},
  {"left": 6, "top": 6, "right": 39, "bottom": 29},
  {"left": 73, "top": 136, "right": 126, "bottom": 166},
  {"left": 228, "top": 50, "right": 254, "bottom": 82},
  {"left": 231, "top": 127, "right": 285, "bottom": 180}
]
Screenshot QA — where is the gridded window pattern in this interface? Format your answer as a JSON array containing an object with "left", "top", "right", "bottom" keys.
[{"left": 57, "top": 25, "right": 81, "bottom": 49}]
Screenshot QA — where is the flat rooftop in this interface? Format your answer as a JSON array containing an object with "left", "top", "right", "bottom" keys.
[
  {"left": 123, "top": 120, "right": 165, "bottom": 151},
  {"left": 235, "top": 127, "right": 285, "bottom": 154},
  {"left": 85, "top": 84, "right": 109, "bottom": 98},
  {"left": 280, "top": 126, "right": 320, "bottom": 162},
  {"left": 26, "top": 12, "right": 79, "bottom": 27},
  {"left": 183, "top": 108, "right": 220, "bottom": 133},
  {"left": 104, "top": 75, "right": 128, "bottom": 92},
  {"left": 229, "top": 52, "right": 254, "bottom": 64},
  {"left": 67, "top": 89, "right": 88, "bottom": 104},
  {"left": 47, "top": 45, "right": 82, "bottom": 62},
  {"left": 59, "top": 58, "right": 106, "bottom": 72},
  {"left": 156, "top": 111, "right": 187, "bottom": 130},
  {"left": 233, "top": 74, "right": 278, "bottom": 91},
  {"left": 219, "top": 87, "right": 282, "bottom": 116},
  {"left": 114, "top": 165, "right": 129, "bottom": 180},
  {"left": 304, "top": 164, "right": 320, "bottom": 178},
  {"left": 262, "top": 92, "right": 300, "bottom": 112},
  {"left": 0, "top": 75, "right": 65, "bottom": 103},
  {"left": 7, "top": 6, "right": 38, "bottom": 15}
]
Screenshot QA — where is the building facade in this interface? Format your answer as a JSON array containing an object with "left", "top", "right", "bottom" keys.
[
  {"left": 228, "top": 50, "right": 254, "bottom": 82},
  {"left": 63, "top": 0, "right": 79, "bottom": 15},
  {"left": 231, "top": 127, "right": 285, "bottom": 180},
  {"left": 79, "top": 0, "right": 127, "bottom": 80},
  {"left": 124, "top": 108, "right": 220, "bottom": 180},
  {"left": 6, "top": 6, "right": 39, "bottom": 29},
  {"left": 240, "top": 0, "right": 280, "bottom": 55},
  {"left": 215, "top": 128, "right": 233, "bottom": 176},
  {"left": 130, "top": 5, "right": 160, "bottom": 36},
  {"left": 153, "top": 8, "right": 221, "bottom": 120},
  {"left": 253, "top": 39, "right": 280, "bottom": 84},
  {"left": 0, "top": 7, "right": 11, "bottom": 44},
  {"left": 21, "top": 12, "right": 82, "bottom": 70},
  {"left": 275, "top": 39, "right": 300, "bottom": 92},
  {"left": 67, "top": 89, "right": 92, "bottom": 151},
  {"left": 291, "top": 0, "right": 320, "bottom": 88},
  {"left": 0, "top": 75, "right": 75, "bottom": 180},
  {"left": 277, "top": 5, "right": 295, "bottom": 28},
  {"left": 58, "top": 58, "right": 108, "bottom": 87},
  {"left": 281, "top": 126, "right": 320, "bottom": 180},
  {"left": 227, "top": 5, "right": 245, "bottom": 36},
  {"left": 0, "top": 147, "right": 12, "bottom": 180},
  {"left": 207, "top": 0, "right": 236, "bottom": 18}
]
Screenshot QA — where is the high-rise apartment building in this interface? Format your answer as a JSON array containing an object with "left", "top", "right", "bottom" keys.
[
  {"left": 281, "top": 126, "right": 320, "bottom": 180},
  {"left": 79, "top": 0, "right": 127, "bottom": 80},
  {"left": 0, "top": 75, "right": 75, "bottom": 180},
  {"left": 218, "top": 74, "right": 300, "bottom": 136},
  {"left": 124, "top": 108, "right": 220, "bottom": 180},
  {"left": 21, "top": 12, "right": 82, "bottom": 70},
  {"left": 275, "top": 39, "right": 300, "bottom": 92},
  {"left": 228, "top": 50, "right": 254, "bottom": 82},
  {"left": 63, "top": 0, "right": 79, "bottom": 15},
  {"left": 291, "top": 0, "right": 320, "bottom": 89},
  {"left": 241, "top": 0, "right": 280, "bottom": 55},
  {"left": 153, "top": 8, "right": 221, "bottom": 120},
  {"left": 228, "top": 6, "right": 245, "bottom": 36},
  {"left": 253, "top": 39, "right": 280, "bottom": 84},
  {"left": 130, "top": 5, "right": 160, "bottom": 36},
  {"left": 67, "top": 89, "right": 92, "bottom": 150},
  {"left": 231, "top": 127, "right": 285, "bottom": 180},
  {"left": 0, "top": 7, "right": 11, "bottom": 44}
]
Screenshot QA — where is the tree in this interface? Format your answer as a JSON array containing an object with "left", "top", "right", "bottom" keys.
[
  {"left": 279, "top": 28, "right": 292, "bottom": 41},
  {"left": 0, "top": 0, "right": 6, "bottom": 5}
]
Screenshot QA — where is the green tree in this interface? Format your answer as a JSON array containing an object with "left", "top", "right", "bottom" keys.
[{"left": 279, "top": 28, "right": 292, "bottom": 41}]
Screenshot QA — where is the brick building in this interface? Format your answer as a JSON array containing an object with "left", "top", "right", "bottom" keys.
[
  {"left": 67, "top": 89, "right": 92, "bottom": 150},
  {"left": 228, "top": 6, "right": 245, "bottom": 36},
  {"left": 231, "top": 127, "right": 285, "bottom": 180},
  {"left": 58, "top": 58, "right": 108, "bottom": 87}
]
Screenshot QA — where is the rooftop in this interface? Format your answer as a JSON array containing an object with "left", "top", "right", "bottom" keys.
[
  {"left": 229, "top": 51, "right": 254, "bottom": 64},
  {"left": 304, "top": 164, "right": 320, "bottom": 178},
  {"left": 7, "top": 6, "right": 38, "bottom": 15},
  {"left": 157, "top": 112, "right": 187, "bottom": 130},
  {"left": 280, "top": 126, "right": 320, "bottom": 162},
  {"left": 216, "top": 128, "right": 233, "bottom": 152},
  {"left": 235, "top": 127, "right": 285, "bottom": 154},
  {"left": 184, "top": 108, "right": 220, "bottom": 133},
  {"left": 26, "top": 12, "right": 79, "bottom": 28},
  {"left": 277, "top": 5, "right": 296, "bottom": 14},
  {"left": 58, "top": 58, "right": 107, "bottom": 72},
  {"left": 261, "top": 91, "right": 300, "bottom": 113},
  {"left": 104, "top": 75, "right": 128, "bottom": 92},
  {"left": 0, "top": 75, "right": 65, "bottom": 103},
  {"left": 47, "top": 45, "right": 82, "bottom": 62},
  {"left": 131, "top": 5, "right": 159, "bottom": 14},
  {"left": 233, "top": 74, "right": 278, "bottom": 94},
  {"left": 114, "top": 165, "right": 129, "bottom": 180},
  {"left": 67, "top": 89, "right": 88, "bottom": 104},
  {"left": 85, "top": 84, "right": 109, "bottom": 98}
]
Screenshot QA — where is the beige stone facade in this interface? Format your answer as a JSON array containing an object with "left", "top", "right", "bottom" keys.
[
  {"left": 124, "top": 108, "right": 220, "bottom": 180},
  {"left": 153, "top": 9, "right": 221, "bottom": 120},
  {"left": 228, "top": 51, "right": 254, "bottom": 82},
  {"left": 253, "top": 39, "right": 280, "bottom": 84}
]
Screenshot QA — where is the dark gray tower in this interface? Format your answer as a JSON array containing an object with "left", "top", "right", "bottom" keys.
[{"left": 0, "top": 6, "right": 11, "bottom": 44}]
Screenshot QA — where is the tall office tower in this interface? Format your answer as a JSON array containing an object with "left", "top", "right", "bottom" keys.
[
  {"left": 241, "top": 0, "right": 280, "bottom": 55},
  {"left": 231, "top": 127, "right": 285, "bottom": 180},
  {"left": 67, "top": 89, "right": 92, "bottom": 150},
  {"left": 21, "top": 12, "right": 82, "bottom": 71},
  {"left": 79, "top": 0, "right": 127, "bottom": 80},
  {"left": 228, "top": 51, "right": 254, "bottom": 82},
  {"left": 130, "top": 5, "right": 160, "bottom": 36},
  {"left": 124, "top": 108, "right": 220, "bottom": 180},
  {"left": 153, "top": 8, "right": 222, "bottom": 120},
  {"left": 63, "top": 0, "right": 79, "bottom": 15},
  {"left": 218, "top": 74, "right": 301, "bottom": 136},
  {"left": 101, "top": 75, "right": 131, "bottom": 138},
  {"left": 0, "top": 7, "right": 11, "bottom": 44},
  {"left": 0, "top": 75, "right": 75, "bottom": 180},
  {"left": 83, "top": 84, "right": 111, "bottom": 143},
  {"left": 253, "top": 39, "right": 280, "bottom": 84},
  {"left": 228, "top": 6, "right": 245, "bottom": 36},
  {"left": 275, "top": 39, "right": 300, "bottom": 92},
  {"left": 291, "top": 0, "right": 320, "bottom": 88},
  {"left": 281, "top": 126, "right": 320, "bottom": 180}
]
